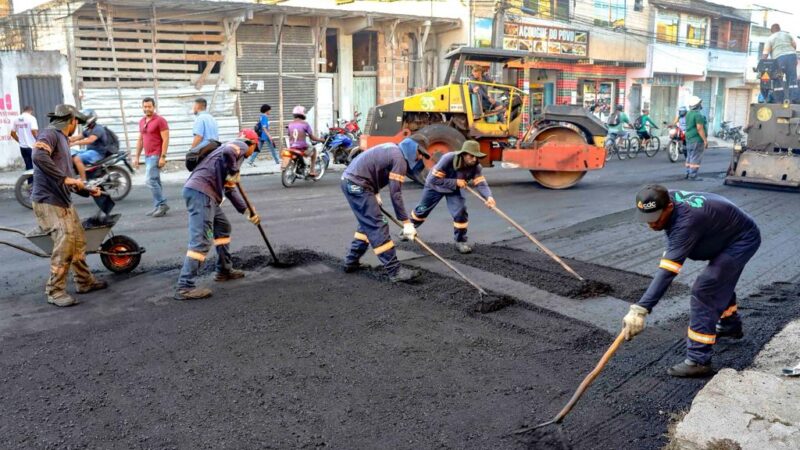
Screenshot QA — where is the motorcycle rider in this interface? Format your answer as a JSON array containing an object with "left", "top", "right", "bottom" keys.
[
  {"left": 287, "top": 106, "right": 324, "bottom": 177},
  {"left": 671, "top": 106, "right": 688, "bottom": 132},
  {"left": 69, "top": 109, "right": 114, "bottom": 181}
]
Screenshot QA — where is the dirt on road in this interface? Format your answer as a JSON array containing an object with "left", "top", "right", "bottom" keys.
[{"left": 0, "top": 247, "right": 797, "bottom": 450}]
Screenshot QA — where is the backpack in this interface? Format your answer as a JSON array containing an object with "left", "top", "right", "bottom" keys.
[
  {"left": 253, "top": 120, "right": 262, "bottom": 135},
  {"left": 104, "top": 127, "right": 120, "bottom": 154},
  {"left": 633, "top": 116, "right": 643, "bottom": 130},
  {"left": 607, "top": 112, "right": 620, "bottom": 127},
  {"left": 185, "top": 139, "right": 222, "bottom": 171}
]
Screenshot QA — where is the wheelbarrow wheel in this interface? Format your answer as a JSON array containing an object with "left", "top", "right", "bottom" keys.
[
  {"left": 100, "top": 235, "right": 141, "bottom": 273},
  {"left": 15, "top": 173, "right": 33, "bottom": 209}
]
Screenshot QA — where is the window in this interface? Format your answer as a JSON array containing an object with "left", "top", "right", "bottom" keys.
[
  {"left": 685, "top": 15, "right": 707, "bottom": 48},
  {"left": 655, "top": 11, "right": 679, "bottom": 44},
  {"left": 323, "top": 29, "right": 338, "bottom": 73},
  {"left": 728, "top": 21, "right": 748, "bottom": 52},
  {"left": 514, "top": 0, "right": 570, "bottom": 21},
  {"left": 352, "top": 31, "right": 377, "bottom": 72},
  {"left": 594, "top": 0, "right": 626, "bottom": 29}
]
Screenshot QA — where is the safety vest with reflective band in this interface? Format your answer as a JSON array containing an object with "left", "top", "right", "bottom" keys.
[
  {"left": 342, "top": 143, "right": 411, "bottom": 222},
  {"left": 636, "top": 190, "right": 759, "bottom": 312},
  {"left": 425, "top": 152, "right": 492, "bottom": 199}
]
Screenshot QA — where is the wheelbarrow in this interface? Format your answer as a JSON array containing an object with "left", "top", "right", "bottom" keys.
[{"left": 0, "top": 213, "right": 145, "bottom": 274}]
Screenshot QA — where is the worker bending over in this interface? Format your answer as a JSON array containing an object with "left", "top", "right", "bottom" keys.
[
  {"left": 175, "top": 129, "right": 261, "bottom": 300},
  {"left": 341, "top": 134, "right": 429, "bottom": 283},
  {"left": 623, "top": 185, "right": 760, "bottom": 377},
  {"left": 410, "top": 140, "right": 495, "bottom": 254}
]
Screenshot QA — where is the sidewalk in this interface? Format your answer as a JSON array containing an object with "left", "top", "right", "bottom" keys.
[{"left": 0, "top": 158, "right": 289, "bottom": 189}]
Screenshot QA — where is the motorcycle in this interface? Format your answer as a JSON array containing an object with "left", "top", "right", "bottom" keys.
[
  {"left": 727, "top": 125, "right": 745, "bottom": 145},
  {"left": 666, "top": 125, "right": 686, "bottom": 163},
  {"left": 15, "top": 151, "right": 134, "bottom": 209},
  {"left": 321, "top": 132, "right": 360, "bottom": 166},
  {"left": 280, "top": 144, "right": 330, "bottom": 188},
  {"left": 715, "top": 120, "right": 732, "bottom": 140}
]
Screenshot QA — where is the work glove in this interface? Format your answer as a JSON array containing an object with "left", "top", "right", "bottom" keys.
[
  {"left": 375, "top": 193, "right": 383, "bottom": 206},
  {"left": 402, "top": 222, "right": 417, "bottom": 240},
  {"left": 245, "top": 209, "right": 261, "bottom": 225},
  {"left": 485, "top": 197, "right": 496, "bottom": 209},
  {"left": 622, "top": 304, "right": 649, "bottom": 341},
  {"left": 456, "top": 179, "right": 467, "bottom": 188}
]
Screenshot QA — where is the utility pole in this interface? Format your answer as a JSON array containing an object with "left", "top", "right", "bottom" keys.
[{"left": 489, "top": 0, "right": 508, "bottom": 80}]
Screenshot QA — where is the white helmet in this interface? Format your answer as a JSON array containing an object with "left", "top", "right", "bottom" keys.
[{"left": 687, "top": 95, "right": 702, "bottom": 109}]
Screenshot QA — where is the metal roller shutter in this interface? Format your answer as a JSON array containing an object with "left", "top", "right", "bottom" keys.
[
  {"left": 693, "top": 80, "right": 712, "bottom": 118},
  {"left": 236, "top": 24, "right": 316, "bottom": 139}
]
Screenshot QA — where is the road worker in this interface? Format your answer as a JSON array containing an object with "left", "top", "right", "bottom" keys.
[
  {"left": 31, "top": 104, "right": 107, "bottom": 307},
  {"left": 175, "top": 129, "right": 261, "bottom": 300},
  {"left": 623, "top": 185, "right": 761, "bottom": 377},
  {"left": 684, "top": 96, "right": 708, "bottom": 180},
  {"left": 341, "top": 134, "right": 429, "bottom": 282},
  {"left": 409, "top": 140, "right": 495, "bottom": 254}
]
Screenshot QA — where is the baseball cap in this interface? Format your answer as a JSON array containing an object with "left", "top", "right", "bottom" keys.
[
  {"left": 238, "top": 128, "right": 259, "bottom": 144},
  {"left": 635, "top": 184, "right": 670, "bottom": 222}
]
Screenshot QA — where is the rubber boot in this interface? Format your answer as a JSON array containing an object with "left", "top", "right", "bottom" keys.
[
  {"left": 667, "top": 359, "right": 713, "bottom": 378},
  {"left": 214, "top": 269, "right": 245, "bottom": 282},
  {"left": 174, "top": 287, "right": 212, "bottom": 300},
  {"left": 716, "top": 319, "right": 744, "bottom": 339},
  {"left": 343, "top": 262, "right": 370, "bottom": 273},
  {"left": 76, "top": 279, "right": 108, "bottom": 294},
  {"left": 390, "top": 267, "right": 421, "bottom": 283}
]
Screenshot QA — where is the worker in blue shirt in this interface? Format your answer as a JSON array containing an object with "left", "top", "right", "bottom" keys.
[
  {"left": 623, "top": 185, "right": 761, "bottom": 377},
  {"left": 410, "top": 140, "right": 496, "bottom": 254},
  {"left": 341, "top": 134, "right": 429, "bottom": 283}
]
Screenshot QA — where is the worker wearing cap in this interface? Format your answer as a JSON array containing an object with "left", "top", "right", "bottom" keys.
[
  {"left": 623, "top": 185, "right": 761, "bottom": 377},
  {"left": 341, "top": 134, "right": 430, "bottom": 283},
  {"left": 684, "top": 96, "right": 708, "bottom": 180},
  {"left": 410, "top": 140, "right": 496, "bottom": 254},
  {"left": 175, "top": 129, "right": 261, "bottom": 300},
  {"left": 31, "top": 104, "right": 107, "bottom": 307}
]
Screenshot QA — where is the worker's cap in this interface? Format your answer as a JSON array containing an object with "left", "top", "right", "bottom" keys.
[
  {"left": 407, "top": 133, "right": 430, "bottom": 159},
  {"left": 455, "top": 140, "right": 486, "bottom": 158},
  {"left": 687, "top": 95, "right": 702, "bottom": 108},
  {"left": 635, "top": 184, "right": 670, "bottom": 223},
  {"left": 237, "top": 128, "right": 259, "bottom": 145}
]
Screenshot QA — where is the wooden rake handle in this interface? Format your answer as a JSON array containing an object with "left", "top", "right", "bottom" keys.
[{"left": 463, "top": 185, "right": 584, "bottom": 282}]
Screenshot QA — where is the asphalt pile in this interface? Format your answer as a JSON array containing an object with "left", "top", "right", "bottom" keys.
[{"left": 0, "top": 247, "right": 796, "bottom": 449}]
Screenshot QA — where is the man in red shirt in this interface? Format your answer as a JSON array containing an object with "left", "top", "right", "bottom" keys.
[{"left": 134, "top": 97, "right": 170, "bottom": 217}]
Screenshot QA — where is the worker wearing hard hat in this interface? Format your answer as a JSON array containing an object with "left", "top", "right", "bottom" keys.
[
  {"left": 623, "top": 185, "right": 761, "bottom": 377},
  {"left": 409, "top": 140, "right": 495, "bottom": 254},
  {"left": 683, "top": 96, "right": 707, "bottom": 180}
]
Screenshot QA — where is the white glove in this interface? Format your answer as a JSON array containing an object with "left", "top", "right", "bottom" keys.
[
  {"left": 402, "top": 222, "right": 417, "bottom": 240},
  {"left": 375, "top": 193, "right": 383, "bottom": 206},
  {"left": 622, "top": 304, "right": 649, "bottom": 340}
]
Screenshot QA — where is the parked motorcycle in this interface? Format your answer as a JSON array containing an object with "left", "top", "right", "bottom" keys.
[
  {"left": 727, "top": 125, "right": 745, "bottom": 145},
  {"left": 665, "top": 125, "right": 686, "bottom": 163},
  {"left": 280, "top": 145, "right": 329, "bottom": 188},
  {"left": 15, "top": 151, "right": 134, "bottom": 209},
  {"left": 321, "top": 132, "right": 360, "bottom": 166},
  {"left": 715, "top": 120, "right": 732, "bottom": 140}
]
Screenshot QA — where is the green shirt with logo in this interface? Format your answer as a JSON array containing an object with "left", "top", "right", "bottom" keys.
[{"left": 684, "top": 110, "right": 706, "bottom": 144}]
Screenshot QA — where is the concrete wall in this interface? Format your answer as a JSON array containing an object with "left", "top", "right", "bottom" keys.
[
  {"left": 0, "top": 51, "right": 74, "bottom": 169},
  {"left": 650, "top": 43, "right": 707, "bottom": 76}
]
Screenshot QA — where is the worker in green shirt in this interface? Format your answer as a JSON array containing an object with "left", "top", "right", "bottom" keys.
[
  {"left": 683, "top": 96, "right": 708, "bottom": 180},
  {"left": 635, "top": 107, "right": 659, "bottom": 148}
]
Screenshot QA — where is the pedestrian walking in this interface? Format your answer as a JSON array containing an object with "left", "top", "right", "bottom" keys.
[
  {"left": 623, "top": 185, "right": 761, "bottom": 377},
  {"left": 191, "top": 97, "right": 219, "bottom": 148},
  {"left": 410, "top": 140, "right": 495, "bottom": 254},
  {"left": 134, "top": 97, "right": 170, "bottom": 217},
  {"left": 175, "top": 129, "right": 260, "bottom": 301},
  {"left": 248, "top": 104, "right": 278, "bottom": 166},
  {"left": 31, "top": 104, "right": 107, "bottom": 307},
  {"left": 762, "top": 23, "right": 798, "bottom": 101},
  {"left": 341, "top": 135, "right": 429, "bottom": 283},
  {"left": 683, "top": 96, "right": 708, "bottom": 180},
  {"left": 10, "top": 105, "right": 38, "bottom": 177}
]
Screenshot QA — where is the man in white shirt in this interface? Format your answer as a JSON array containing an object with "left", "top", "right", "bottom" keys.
[
  {"left": 10, "top": 105, "right": 39, "bottom": 173},
  {"left": 763, "top": 23, "right": 798, "bottom": 98}
]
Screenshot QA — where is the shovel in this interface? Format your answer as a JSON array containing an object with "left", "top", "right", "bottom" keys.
[
  {"left": 513, "top": 329, "right": 626, "bottom": 434},
  {"left": 236, "top": 182, "right": 293, "bottom": 268},
  {"left": 463, "top": 185, "right": 584, "bottom": 282},
  {"left": 379, "top": 206, "right": 488, "bottom": 297}
]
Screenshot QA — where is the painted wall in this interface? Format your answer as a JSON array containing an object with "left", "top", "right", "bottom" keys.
[{"left": 0, "top": 51, "right": 74, "bottom": 169}]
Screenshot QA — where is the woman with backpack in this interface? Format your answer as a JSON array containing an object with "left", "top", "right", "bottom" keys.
[{"left": 248, "top": 104, "right": 278, "bottom": 166}]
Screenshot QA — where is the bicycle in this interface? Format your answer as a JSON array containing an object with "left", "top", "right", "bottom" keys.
[{"left": 604, "top": 131, "right": 631, "bottom": 161}]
